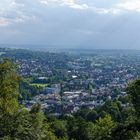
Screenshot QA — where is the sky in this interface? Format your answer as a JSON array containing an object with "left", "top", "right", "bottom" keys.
[{"left": 0, "top": 0, "right": 140, "bottom": 49}]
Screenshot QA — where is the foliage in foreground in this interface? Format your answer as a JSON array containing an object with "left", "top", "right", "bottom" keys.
[{"left": 1, "top": 60, "right": 140, "bottom": 140}]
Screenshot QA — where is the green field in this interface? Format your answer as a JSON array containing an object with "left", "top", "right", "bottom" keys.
[{"left": 30, "top": 83, "right": 48, "bottom": 88}]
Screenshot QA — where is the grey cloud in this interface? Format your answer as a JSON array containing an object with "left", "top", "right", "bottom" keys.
[{"left": 0, "top": 0, "right": 140, "bottom": 50}]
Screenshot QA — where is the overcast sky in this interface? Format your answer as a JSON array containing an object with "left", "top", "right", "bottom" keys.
[{"left": 0, "top": 0, "right": 140, "bottom": 49}]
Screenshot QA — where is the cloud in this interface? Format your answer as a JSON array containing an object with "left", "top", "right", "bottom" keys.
[
  {"left": 0, "top": 18, "right": 10, "bottom": 26},
  {"left": 93, "top": 7, "right": 121, "bottom": 15},
  {"left": 0, "top": 0, "right": 140, "bottom": 49},
  {"left": 40, "top": 0, "right": 48, "bottom": 5},
  {"left": 61, "top": 0, "right": 89, "bottom": 10},
  {"left": 117, "top": 0, "right": 140, "bottom": 12},
  {"left": 0, "top": 0, "right": 35, "bottom": 26},
  {"left": 89, "top": 0, "right": 140, "bottom": 14},
  {"left": 39, "top": 0, "right": 122, "bottom": 15},
  {"left": 1, "top": 0, "right": 140, "bottom": 27},
  {"left": 88, "top": 0, "right": 140, "bottom": 15},
  {"left": 40, "top": 0, "right": 89, "bottom": 10},
  {"left": 65, "top": 3, "right": 89, "bottom": 10}
]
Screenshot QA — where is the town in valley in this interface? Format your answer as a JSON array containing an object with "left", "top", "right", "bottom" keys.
[{"left": 1, "top": 47, "right": 140, "bottom": 116}]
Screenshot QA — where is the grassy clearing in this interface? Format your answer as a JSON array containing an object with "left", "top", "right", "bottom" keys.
[{"left": 30, "top": 83, "right": 48, "bottom": 88}]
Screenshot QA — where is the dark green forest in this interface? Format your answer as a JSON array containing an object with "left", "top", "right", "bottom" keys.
[{"left": 1, "top": 59, "right": 140, "bottom": 140}]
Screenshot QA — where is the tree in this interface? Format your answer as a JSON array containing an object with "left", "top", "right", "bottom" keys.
[
  {"left": 67, "top": 117, "right": 88, "bottom": 140},
  {"left": 0, "top": 59, "right": 20, "bottom": 115},
  {"left": 88, "top": 114, "right": 116, "bottom": 140},
  {"left": 98, "top": 100, "right": 122, "bottom": 122},
  {"left": 50, "top": 119, "right": 67, "bottom": 138},
  {"left": 0, "top": 60, "right": 21, "bottom": 138},
  {"left": 86, "top": 110, "right": 98, "bottom": 122},
  {"left": 112, "top": 78, "right": 140, "bottom": 140},
  {"left": 0, "top": 60, "right": 57, "bottom": 140},
  {"left": 127, "top": 78, "right": 140, "bottom": 118}
]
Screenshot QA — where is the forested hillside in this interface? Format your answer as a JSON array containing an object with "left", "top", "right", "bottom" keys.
[{"left": 0, "top": 59, "right": 140, "bottom": 140}]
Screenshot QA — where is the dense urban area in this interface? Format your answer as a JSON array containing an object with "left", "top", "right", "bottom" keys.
[{"left": 0, "top": 48, "right": 140, "bottom": 116}]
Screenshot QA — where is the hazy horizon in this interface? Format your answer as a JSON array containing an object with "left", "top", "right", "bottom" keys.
[
  {"left": 1, "top": 44, "right": 140, "bottom": 52},
  {"left": 0, "top": 0, "right": 140, "bottom": 50}
]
